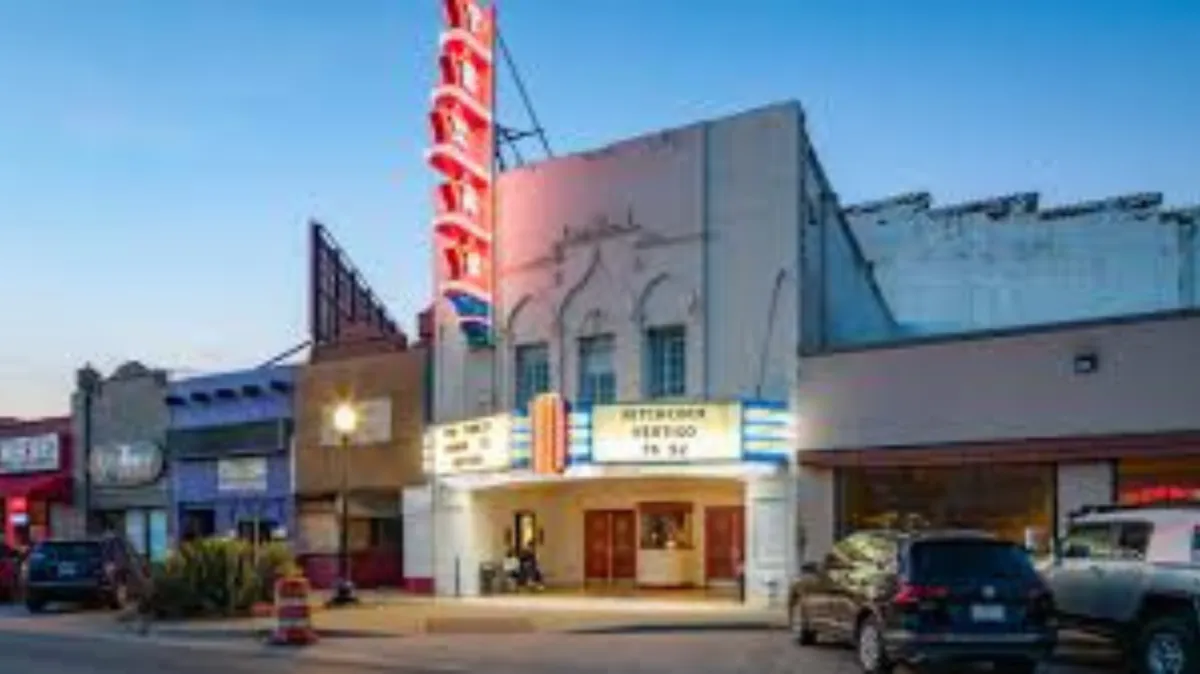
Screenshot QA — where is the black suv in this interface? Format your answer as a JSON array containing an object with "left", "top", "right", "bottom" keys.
[
  {"left": 23, "top": 536, "right": 144, "bottom": 612},
  {"left": 788, "top": 529, "right": 1056, "bottom": 673}
]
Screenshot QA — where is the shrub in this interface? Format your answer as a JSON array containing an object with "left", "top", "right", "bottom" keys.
[{"left": 149, "top": 538, "right": 299, "bottom": 619}]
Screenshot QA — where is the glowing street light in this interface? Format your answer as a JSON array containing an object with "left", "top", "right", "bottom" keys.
[{"left": 328, "top": 401, "right": 360, "bottom": 607}]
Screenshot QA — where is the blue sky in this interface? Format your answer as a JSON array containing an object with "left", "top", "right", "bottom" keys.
[{"left": 2, "top": 0, "right": 1197, "bottom": 418}]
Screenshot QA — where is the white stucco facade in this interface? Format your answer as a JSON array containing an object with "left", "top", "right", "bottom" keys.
[
  {"left": 844, "top": 191, "right": 1200, "bottom": 335},
  {"left": 432, "top": 102, "right": 898, "bottom": 424},
  {"left": 417, "top": 102, "right": 898, "bottom": 605}
]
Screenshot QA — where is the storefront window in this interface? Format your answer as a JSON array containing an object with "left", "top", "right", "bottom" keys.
[
  {"left": 839, "top": 464, "right": 1054, "bottom": 545},
  {"left": 1118, "top": 458, "right": 1200, "bottom": 505},
  {"left": 639, "top": 503, "right": 693, "bottom": 550}
]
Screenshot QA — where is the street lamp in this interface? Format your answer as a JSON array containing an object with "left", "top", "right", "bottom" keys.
[{"left": 328, "top": 402, "right": 359, "bottom": 607}]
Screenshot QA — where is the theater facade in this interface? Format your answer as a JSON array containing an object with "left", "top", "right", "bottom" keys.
[{"left": 405, "top": 397, "right": 793, "bottom": 605}]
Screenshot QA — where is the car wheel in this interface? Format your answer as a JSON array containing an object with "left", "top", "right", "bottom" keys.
[
  {"left": 25, "top": 595, "right": 45, "bottom": 613},
  {"left": 789, "top": 599, "right": 817, "bottom": 646},
  {"left": 108, "top": 583, "right": 128, "bottom": 611},
  {"left": 856, "top": 614, "right": 892, "bottom": 673},
  {"left": 1136, "top": 615, "right": 1198, "bottom": 674}
]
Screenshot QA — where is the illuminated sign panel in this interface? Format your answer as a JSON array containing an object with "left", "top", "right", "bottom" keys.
[{"left": 428, "top": 0, "right": 496, "bottom": 348}]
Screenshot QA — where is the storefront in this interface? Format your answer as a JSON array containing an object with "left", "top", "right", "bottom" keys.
[
  {"left": 411, "top": 398, "right": 794, "bottom": 606},
  {"left": 836, "top": 463, "right": 1055, "bottom": 545},
  {"left": 793, "top": 311, "right": 1200, "bottom": 562},
  {"left": 0, "top": 419, "right": 74, "bottom": 548},
  {"left": 90, "top": 441, "right": 170, "bottom": 560},
  {"left": 76, "top": 361, "right": 174, "bottom": 561},
  {"left": 293, "top": 347, "right": 428, "bottom": 589},
  {"left": 166, "top": 367, "right": 295, "bottom": 545}
]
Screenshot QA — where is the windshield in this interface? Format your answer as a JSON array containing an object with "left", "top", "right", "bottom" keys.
[
  {"left": 30, "top": 542, "right": 102, "bottom": 563},
  {"left": 910, "top": 539, "right": 1036, "bottom": 582}
]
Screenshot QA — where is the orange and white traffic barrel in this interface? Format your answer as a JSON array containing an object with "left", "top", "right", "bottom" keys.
[{"left": 269, "top": 576, "right": 317, "bottom": 646}]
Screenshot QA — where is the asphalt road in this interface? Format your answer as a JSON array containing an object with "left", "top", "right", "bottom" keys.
[{"left": 0, "top": 624, "right": 1120, "bottom": 674}]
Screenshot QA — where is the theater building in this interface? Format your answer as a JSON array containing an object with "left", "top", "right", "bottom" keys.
[
  {"left": 166, "top": 366, "right": 295, "bottom": 544},
  {"left": 0, "top": 417, "right": 74, "bottom": 547},
  {"left": 419, "top": 98, "right": 900, "bottom": 605},
  {"left": 793, "top": 309, "right": 1200, "bottom": 562}
]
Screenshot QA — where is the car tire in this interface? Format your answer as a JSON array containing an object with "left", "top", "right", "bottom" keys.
[
  {"left": 789, "top": 599, "right": 817, "bottom": 646},
  {"left": 1135, "top": 614, "right": 1198, "bottom": 674},
  {"left": 25, "top": 595, "right": 45, "bottom": 613},
  {"left": 855, "top": 614, "right": 892, "bottom": 674}
]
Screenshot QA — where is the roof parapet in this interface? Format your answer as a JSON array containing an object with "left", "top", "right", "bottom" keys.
[{"left": 845, "top": 190, "right": 1192, "bottom": 225}]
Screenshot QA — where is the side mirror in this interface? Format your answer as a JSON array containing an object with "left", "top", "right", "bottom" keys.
[{"left": 800, "top": 561, "right": 821, "bottom": 575}]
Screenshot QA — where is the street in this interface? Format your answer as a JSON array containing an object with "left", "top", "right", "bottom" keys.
[{"left": 0, "top": 608, "right": 1120, "bottom": 674}]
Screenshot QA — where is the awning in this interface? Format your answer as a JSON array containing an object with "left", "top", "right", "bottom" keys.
[{"left": 0, "top": 472, "right": 73, "bottom": 501}]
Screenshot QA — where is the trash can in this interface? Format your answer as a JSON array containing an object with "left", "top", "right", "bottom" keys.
[{"left": 479, "top": 561, "right": 500, "bottom": 596}]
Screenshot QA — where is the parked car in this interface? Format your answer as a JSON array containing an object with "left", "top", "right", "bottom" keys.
[
  {"left": 0, "top": 543, "right": 21, "bottom": 601},
  {"left": 22, "top": 536, "right": 145, "bottom": 612},
  {"left": 788, "top": 529, "right": 1056, "bottom": 673},
  {"left": 1042, "top": 503, "right": 1200, "bottom": 674}
]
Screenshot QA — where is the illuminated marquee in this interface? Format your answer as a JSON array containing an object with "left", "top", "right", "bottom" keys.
[{"left": 428, "top": 0, "right": 497, "bottom": 347}]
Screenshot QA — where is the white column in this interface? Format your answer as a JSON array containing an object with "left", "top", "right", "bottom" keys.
[
  {"left": 743, "top": 472, "right": 792, "bottom": 608},
  {"left": 402, "top": 485, "right": 434, "bottom": 590},
  {"left": 432, "top": 483, "right": 482, "bottom": 597},
  {"left": 1056, "top": 462, "right": 1114, "bottom": 538},
  {"left": 796, "top": 464, "right": 836, "bottom": 564}
]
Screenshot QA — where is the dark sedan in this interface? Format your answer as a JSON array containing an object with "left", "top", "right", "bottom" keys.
[{"left": 788, "top": 529, "right": 1056, "bottom": 673}]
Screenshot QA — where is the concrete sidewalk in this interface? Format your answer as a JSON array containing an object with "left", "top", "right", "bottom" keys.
[{"left": 134, "top": 593, "right": 784, "bottom": 641}]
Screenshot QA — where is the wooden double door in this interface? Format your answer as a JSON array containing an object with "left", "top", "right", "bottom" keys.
[
  {"left": 583, "top": 509, "right": 637, "bottom": 582},
  {"left": 704, "top": 506, "right": 745, "bottom": 581}
]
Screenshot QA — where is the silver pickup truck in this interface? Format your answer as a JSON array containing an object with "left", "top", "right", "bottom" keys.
[{"left": 1041, "top": 504, "right": 1200, "bottom": 674}]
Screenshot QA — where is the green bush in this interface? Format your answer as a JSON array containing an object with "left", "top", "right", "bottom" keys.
[{"left": 149, "top": 539, "right": 299, "bottom": 619}]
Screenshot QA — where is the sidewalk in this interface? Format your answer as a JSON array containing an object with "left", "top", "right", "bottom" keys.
[{"left": 136, "top": 592, "right": 784, "bottom": 641}]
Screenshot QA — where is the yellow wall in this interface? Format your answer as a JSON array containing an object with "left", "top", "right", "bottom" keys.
[{"left": 470, "top": 477, "right": 744, "bottom": 586}]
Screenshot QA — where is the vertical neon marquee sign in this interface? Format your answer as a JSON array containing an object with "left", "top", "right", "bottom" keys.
[{"left": 428, "top": 0, "right": 496, "bottom": 348}]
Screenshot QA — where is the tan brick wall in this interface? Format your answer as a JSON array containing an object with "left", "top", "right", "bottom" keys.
[{"left": 295, "top": 348, "right": 427, "bottom": 496}]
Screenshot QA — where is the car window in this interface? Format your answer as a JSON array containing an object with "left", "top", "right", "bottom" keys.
[
  {"left": 1115, "top": 521, "right": 1153, "bottom": 560},
  {"left": 909, "top": 539, "right": 1038, "bottom": 582},
  {"left": 31, "top": 542, "right": 103, "bottom": 564},
  {"left": 1061, "top": 522, "right": 1118, "bottom": 560}
]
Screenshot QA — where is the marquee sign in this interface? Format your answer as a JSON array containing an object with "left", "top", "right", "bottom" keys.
[
  {"left": 591, "top": 403, "right": 742, "bottom": 464},
  {"left": 430, "top": 414, "right": 512, "bottom": 475},
  {"left": 428, "top": 0, "right": 497, "bottom": 348}
]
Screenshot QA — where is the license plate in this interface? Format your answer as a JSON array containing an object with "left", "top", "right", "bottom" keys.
[
  {"left": 58, "top": 562, "right": 77, "bottom": 577},
  {"left": 970, "top": 604, "right": 1006, "bottom": 622}
]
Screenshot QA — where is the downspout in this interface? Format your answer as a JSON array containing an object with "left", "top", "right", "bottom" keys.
[{"left": 700, "top": 121, "right": 712, "bottom": 398}]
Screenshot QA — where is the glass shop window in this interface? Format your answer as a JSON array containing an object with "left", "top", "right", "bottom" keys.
[{"left": 639, "top": 503, "right": 693, "bottom": 550}]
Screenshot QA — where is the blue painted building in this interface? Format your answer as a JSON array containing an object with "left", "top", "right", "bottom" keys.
[{"left": 165, "top": 366, "right": 295, "bottom": 543}]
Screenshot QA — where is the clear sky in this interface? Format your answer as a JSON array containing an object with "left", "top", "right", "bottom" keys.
[{"left": 2, "top": 0, "right": 1197, "bottom": 418}]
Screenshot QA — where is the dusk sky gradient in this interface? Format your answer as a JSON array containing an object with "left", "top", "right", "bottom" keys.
[{"left": 2, "top": 0, "right": 1197, "bottom": 418}]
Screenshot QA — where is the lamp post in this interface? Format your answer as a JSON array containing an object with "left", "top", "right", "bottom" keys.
[{"left": 328, "top": 402, "right": 359, "bottom": 607}]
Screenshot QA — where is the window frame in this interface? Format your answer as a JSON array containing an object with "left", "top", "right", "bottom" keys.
[
  {"left": 576, "top": 333, "right": 617, "bottom": 404},
  {"left": 643, "top": 324, "right": 687, "bottom": 399},
  {"left": 513, "top": 342, "right": 551, "bottom": 411}
]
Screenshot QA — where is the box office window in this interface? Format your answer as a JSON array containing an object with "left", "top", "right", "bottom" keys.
[{"left": 839, "top": 464, "right": 1054, "bottom": 545}]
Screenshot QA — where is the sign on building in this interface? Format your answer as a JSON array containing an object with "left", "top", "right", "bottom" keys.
[
  {"left": 217, "top": 457, "right": 269, "bottom": 493},
  {"left": 430, "top": 414, "right": 512, "bottom": 475},
  {"left": 0, "top": 433, "right": 60, "bottom": 474},
  {"left": 591, "top": 403, "right": 742, "bottom": 464}
]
